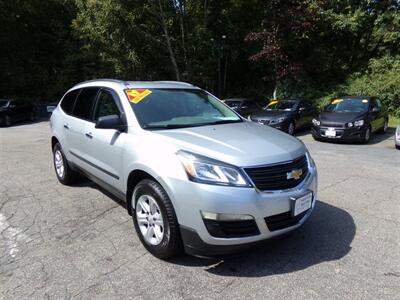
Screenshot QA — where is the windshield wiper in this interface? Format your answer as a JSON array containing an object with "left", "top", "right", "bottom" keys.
[
  {"left": 142, "top": 124, "right": 195, "bottom": 130},
  {"left": 202, "top": 119, "right": 242, "bottom": 125},
  {"left": 143, "top": 119, "right": 242, "bottom": 130}
]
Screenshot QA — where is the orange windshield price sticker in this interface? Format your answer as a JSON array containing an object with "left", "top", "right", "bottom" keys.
[
  {"left": 126, "top": 89, "right": 152, "bottom": 104},
  {"left": 331, "top": 98, "right": 343, "bottom": 105}
]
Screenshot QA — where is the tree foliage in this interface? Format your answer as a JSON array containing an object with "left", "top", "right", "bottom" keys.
[{"left": 1, "top": 0, "right": 399, "bottom": 112}]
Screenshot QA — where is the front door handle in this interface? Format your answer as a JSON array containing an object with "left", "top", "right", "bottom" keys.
[
  {"left": 64, "top": 124, "right": 69, "bottom": 129},
  {"left": 85, "top": 132, "right": 93, "bottom": 139}
]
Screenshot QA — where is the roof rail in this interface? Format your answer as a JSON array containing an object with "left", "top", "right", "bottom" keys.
[
  {"left": 75, "top": 78, "right": 130, "bottom": 86},
  {"left": 153, "top": 81, "right": 194, "bottom": 87}
]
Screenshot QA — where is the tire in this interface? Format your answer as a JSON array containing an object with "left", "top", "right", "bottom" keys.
[
  {"left": 4, "top": 115, "right": 11, "bottom": 127},
  {"left": 29, "top": 111, "right": 37, "bottom": 122},
  {"left": 361, "top": 126, "right": 371, "bottom": 144},
  {"left": 377, "top": 119, "right": 388, "bottom": 134},
  {"left": 396, "top": 145, "right": 400, "bottom": 150},
  {"left": 132, "top": 179, "right": 182, "bottom": 259},
  {"left": 287, "top": 122, "right": 295, "bottom": 135},
  {"left": 53, "top": 143, "right": 80, "bottom": 185}
]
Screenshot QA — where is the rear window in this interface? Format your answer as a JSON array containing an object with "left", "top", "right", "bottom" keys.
[
  {"left": 72, "top": 87, "right": 99, "bottom": 121},
  {"left": 60, "top": 89, "right": 80, "bottom": 115}
]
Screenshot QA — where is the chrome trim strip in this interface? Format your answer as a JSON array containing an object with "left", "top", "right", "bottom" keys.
[{"left": 69, "top": 150, "right": 119, "bottom": 180}]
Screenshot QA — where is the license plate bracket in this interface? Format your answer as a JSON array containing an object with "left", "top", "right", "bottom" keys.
[{"left": 291, "top": 192, "right": 313, "bottom": 217}]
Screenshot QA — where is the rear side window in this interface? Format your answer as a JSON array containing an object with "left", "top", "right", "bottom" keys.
[
  {"left": 72, "top": 87, "right": 99, "bottom": 121},
  {"left": 94, "top": 90, "right": 120, "bottom": 121},
  {"left": 60, "top": 89, "right": 80, "bottom": 115}
]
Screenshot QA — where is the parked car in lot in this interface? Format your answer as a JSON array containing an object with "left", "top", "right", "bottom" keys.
[
  {"left": 222, "top": 98, "right": 261, "bottom": 117},
  {"left": 249, "top": 99, "right": 317, "bottom": 135},
  {"left": 0, "top": 99, "right": 37, "bottom": 126},
  {"left": 396, "top": 125, "right": 400, "bottom": 150},
  {"left": 311, "top": 96, "right": 388, "bottom": 143},
  {"left": 50, "top": 79, "right": 318, "bottom": 258}
]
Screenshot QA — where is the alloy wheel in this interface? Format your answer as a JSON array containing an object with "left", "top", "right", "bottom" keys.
[
  {"left": 136, "top": 195, "right": 164, "bottom": 245},
  {"left": 54, "top": 150, "right": 65, "bottom": 178}
]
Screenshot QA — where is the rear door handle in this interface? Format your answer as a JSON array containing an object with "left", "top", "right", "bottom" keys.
[
  {"left": 64, "top": 124, "right": 69, "bottom": 129},
  {"left": 85, "top": 132, "right": 93, "bottom": 139}
]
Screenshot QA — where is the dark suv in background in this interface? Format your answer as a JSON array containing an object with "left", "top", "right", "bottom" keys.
[{"left": 0, "top": 99, "right": 37, "bottom": 126}]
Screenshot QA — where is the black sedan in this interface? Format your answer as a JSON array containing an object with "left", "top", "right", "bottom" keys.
[
  {"left": 249, "top": 99, "right": 317, "bottom": 135},
  {"left": 222, "top": 98, "right": 262, "bottom": 117},
  {"left": 0, "top": 99, "right": 37, "bottom": 127},
  {"left": 311, "top": 96, "right": 388, "bottom": 143}
]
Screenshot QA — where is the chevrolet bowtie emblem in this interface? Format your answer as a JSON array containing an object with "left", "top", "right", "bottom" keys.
[{"left": 287, "top": 169, "right": 303, "bottom": 180}]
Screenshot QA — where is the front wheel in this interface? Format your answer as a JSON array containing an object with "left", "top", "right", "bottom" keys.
[
  {"left": 4, "top": 115, "right": 11, "bottom": 127},
  {"left": 361, "top": 126, "right": 371, "bottom": 144},
  {"left": 287, "top": 122, "right": 295, "bottom": 135},
  {"left": 132, "top": 179, "right": 182, "bottom": 259}
]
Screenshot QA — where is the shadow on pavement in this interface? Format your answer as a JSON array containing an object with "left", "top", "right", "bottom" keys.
[{"left": 171, "top": 200, "right": 355, "bottom": 277}]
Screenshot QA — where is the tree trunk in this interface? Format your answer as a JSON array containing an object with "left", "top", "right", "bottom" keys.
[
  {"left": 204, "top": 0, "right": 208, "bottom": 26},
  {"left": 158, "top": 0, "right": 180, "bottom": 81},
  {"left": 273, "top": 82, "right": 278, "bottom": 100}
]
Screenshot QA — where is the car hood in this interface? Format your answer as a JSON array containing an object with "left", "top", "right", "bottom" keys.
[
  {"left": 319, "top": 111, "right": 367, "bottom": 124},
  {"left": 151, "top": 121, "right": 306, "bottom": 167},
  {"left": 251, "top": 110, "right": 292, "bottom": 120}
]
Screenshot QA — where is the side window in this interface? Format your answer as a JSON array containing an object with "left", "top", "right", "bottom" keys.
[
  {"left": 60, "top": 89, "right": 80, "bottom": 115},
  {"left": 94, "top": 90, "right": 120, "bottom": 121},
  {"left": 72, "top": 87, "right": 99, "bottom": 121}
]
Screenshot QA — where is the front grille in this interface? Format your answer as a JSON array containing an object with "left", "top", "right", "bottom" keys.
[
  {"left": 203, "top": 219, "right": 260, "bottom": 238},
  {"left": 320, "top": 122, "right": 344, "bottom": 128},
  {"left": 244, "top": 155, "right": 309, "bottom": 191},
  {"left": 265, "top": 210, "right": 308, "bottom": 231}
]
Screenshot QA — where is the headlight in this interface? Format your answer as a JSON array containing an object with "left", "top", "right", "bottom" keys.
[
  {"left": 271, "top": 117, "right": 286, "bottom": 124},
  {"left": 177, "top": 150, "right": 251, "bottom": 187},
  {"left": 354, "top": 120, "right": 364, "bottom": 127},
  {"left": 312, "top": 118, "right": 320, "bottom": 126},
  {"left": 347, "top": 122, "right": 353, "bottom": 128}
]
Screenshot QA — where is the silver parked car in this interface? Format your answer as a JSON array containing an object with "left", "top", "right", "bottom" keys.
[
  {"left": 50, "top": 79, "right": 318, "bottom": 258},
  {"left": 396, "top": 125, "right": 400, "bottom": 150}
]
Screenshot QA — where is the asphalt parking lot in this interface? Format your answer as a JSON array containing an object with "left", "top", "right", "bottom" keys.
[{"left": 0, "top": 121, "right": 399, "bottom": 299}]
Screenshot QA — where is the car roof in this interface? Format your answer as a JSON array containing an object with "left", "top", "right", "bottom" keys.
[
  {"left": 338, "top": 96, "right": 373, "bottom": 99},
  {"left": 71, "top": 79, "right": 200, "bottom": 91}
]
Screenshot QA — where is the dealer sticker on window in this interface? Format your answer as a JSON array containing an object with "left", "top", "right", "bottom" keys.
[{"left": 125, "top": 89, "right": 152, "bottom": 104}]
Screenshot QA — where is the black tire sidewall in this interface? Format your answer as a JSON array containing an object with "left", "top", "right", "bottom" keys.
[
  {"left": 132, "top": 179, "right": 181, "bottom": 259},
  {"left": 52, "top": 143, "right": 78, "bottom": 185},
  {"left": 288, "top": 122, "right": 295, "bottom": 135},
  {"left": 363, "top": 126, "right": 371, "bottom": 143}
]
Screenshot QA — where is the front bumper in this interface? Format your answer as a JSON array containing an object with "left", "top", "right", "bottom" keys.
[
  {"left": 312, "top": 125, "right": 365, "bottom": 141},
  {"left": 161, "top": 164, "right": 318, "bottom": 256}
]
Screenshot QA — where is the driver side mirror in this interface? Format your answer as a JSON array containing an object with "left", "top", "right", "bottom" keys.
[
  {"left": 95, "top": 114, "right": 124, "bottom": 131},
  {"left": 371, "top": 107, "right": 381, "bottom": 113}
]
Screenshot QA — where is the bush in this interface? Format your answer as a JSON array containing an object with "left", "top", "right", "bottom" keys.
[{"left": 336, "top": 56, "right": 400, "bottom": 117}]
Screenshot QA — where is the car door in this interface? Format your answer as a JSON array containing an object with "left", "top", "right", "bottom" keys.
[
  {"left": 67, "top": 87, "right": 100, "bottom": 168},
  {"left": 7, "top": 101, "right": 22, "bottom": 121},
  {"left": 297, "top": 100, "right": 313, "bottom": 128},
  {"left": 84, "top": 88, "right": 126, "bottom": 190},
  {"left": 369, "top": 98, "right": 383, "bottom": 132}
]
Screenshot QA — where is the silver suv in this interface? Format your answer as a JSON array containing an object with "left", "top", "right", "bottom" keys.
[{"left": 50, "top": 79, "right": 318, "bottom": 258}]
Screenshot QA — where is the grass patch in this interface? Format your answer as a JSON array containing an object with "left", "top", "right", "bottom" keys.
[{"left": 389, "top": 116, "right": 399, "bottom": 128}]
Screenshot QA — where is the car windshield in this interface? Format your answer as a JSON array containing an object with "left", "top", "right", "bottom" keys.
[
  {"left": 324, "top": 98, "right": 369, "bottom": 113},
  {"left": 0, "top": 100, "right": 9, "bottom": 108},
  {"left": 266, "top": 100, "right": 298, "bottom": 111},
  {"left": 127, "top": 89, "right": 242, "bottom": 129},
  {"left": 224, "top": 100, "right": 242, "bottom": 109}
]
